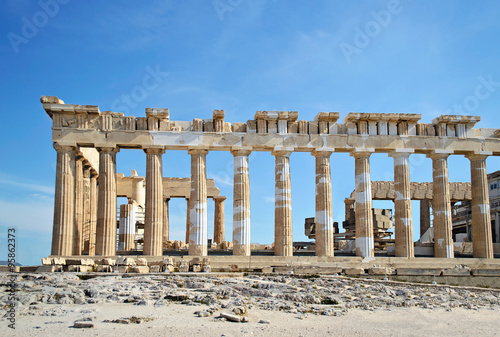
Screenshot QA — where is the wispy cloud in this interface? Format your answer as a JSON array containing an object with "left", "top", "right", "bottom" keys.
[{"left": 0, "top": 175, "right": 53, "bottom": 195}]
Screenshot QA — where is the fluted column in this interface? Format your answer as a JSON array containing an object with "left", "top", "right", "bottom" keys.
[
  {"left": 132, "top": 176, "right": 145, "bottom": 207},
  {"left": 466, "top": 153, "right": 494, "bottom": 258},
  {"left": 273, "top": 149, "right": 293, "bottom": 256},
  {"left": 143, "top": 147, "right": 165, "bottom": 256},
  {"left": 96, "top": 147, "right": 119, "bottom": 256},
  {"left": 351, "top": 150, "right": 374, "bottom": 257},
  {"left": 88, "top": 169, "right": 98, "bottom": 255},
  {"left": 232, "top": 149, "right": 251, "bottom": 255},
  {"left": 312, "top": 151, "right": 334, "bottom": 257},
  {"left": 82, "top": 165, "right": 92, "bottom": 255},
  {"left": 185, "top": 198, "right": 190, "bottom": 244},
  {"left": 213, "top": 196, "right": 226, "bottom": 245},
  {"left": 420, "top": 199, "right": 431, "bottom": 237},
  {"left": 390, "top": 150, "right": 414, "bottom": 258},
  {"left": 73, "top": 153, "right": 84, "bottom": 255},
  {"left": 119, "top": 203, "right": 136, "bottom": 251},
  {"left": 188, "top": 149, "right": 209, "bottom": 256},
  {"left": 429, "top": 152, "right": 454, "bottom": 258},
  {"left": 51, "top": 144, "right": 76, "bottom": 256},
  {"left": 163, "top": 198, "right": 170, "bottom": 246}
]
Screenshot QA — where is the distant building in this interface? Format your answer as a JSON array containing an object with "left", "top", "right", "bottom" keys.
[{"left": 452, "top": 170, "right": 500, "bottom": 243}]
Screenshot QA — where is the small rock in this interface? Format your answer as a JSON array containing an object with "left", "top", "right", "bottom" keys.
[
  {"left": 74, "top": 321, "right": 94, "bottom": 328},
  {"left": 258, "top": 319, "right": 270, "bottom": 324},
  {"left": 197, "top": 311, "right": 210, "bottom": 317}
]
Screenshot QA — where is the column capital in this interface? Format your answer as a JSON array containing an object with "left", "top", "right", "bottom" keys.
[
  {"left": 230, "top": 146, "right": 252, "bottom": 156},
  {"left": 143, "top": 146, "right": 165, "bottom": 155},
  {"left": 350, "top": 148, "right": 374, "bottom": 159},
  {"left": 96, "top": 146, "right": 120, "bottom": 154},
  {"left": 388, "top": 149, "right": 414, "bottom": 158},
  {"left": 465, "top": 151, "right": 492, "bottom": 161},
  {"left": 427, "top": 150, "right": 453, "bottom": 160},
  {"left": 188, "top": 148, "right": 209, "bottom": 155},
  {"left": 213, "top": 195, "right": 227, "bottom": 202},
  {"left": 53, "top": 143, "right": 76, "bottom": 152},
  {"left": 311, "top": 149, "right": 333, "bottom": 158},
  {"left": 90, "top": 168, "right": 98, "bottom": 178},
  {"left": 272, "top": 146, "right": 294, "bottom": 157}
]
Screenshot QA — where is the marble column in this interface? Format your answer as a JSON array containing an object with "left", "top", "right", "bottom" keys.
[
  {"left": 232, "top": 149, "right": 251, "bottom": 255},
  {"left": 51, "top": 144, "right": 76, "bottom": 256},
  {"left": 420, "top": 199, "right": 431, "bottom": 237},
  {"left": 88, "top": 169, "right": 98, "bottom": 256},
  {"left": 312, "top": 151, "right": 334, "bottom": 257},
  {"left": 132, "top": 175, "right": 145, "bottom": 207},
  {"left": 73, "top": 153, "right": 84, "bottom": 255},
  {"left": 466, "top": 153, "right": 494, "bottom": 258},
  {"left": 185, "top": 198, "right": 190, "bottom": 244},
  {"left": 429, "top": 152, "right": 454, "bottom": 258},
  {"left": 163, "top": 198, "right": 170, "bottom": 246},
  {"left": 188, "top": 149, "right": 209, "bottom": 256},
  {"left": 82, "top": 165, "right": 92, "bottom": 255},
  {"left": 390, "top": 150, "right": 414, "bottom": 258},
  {"left": 273, "top": 149, "right": 293, "bottom": 256},
  {"left": 96, "top": 147, "right": 119, "bottom": 256},
  {"left": 143, "top": 147, "right": 165, "bottom": 256},
  {"left": 119, "top": 203, "right": 136, "bottom": 251},
  {"left": 351, "top": 150, "right": 374, "bottom": 258},
  {"left": 213, "top": 196, "right": 226, "bottom": 245}
]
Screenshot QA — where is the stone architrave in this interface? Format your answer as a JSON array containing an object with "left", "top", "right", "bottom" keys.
[
  {"left": 188, "top": 149, "right": 209, "bottom": 256},
  {"left": 231, "top": 149, "right": 251, "bottom": 255},
  {"left": 312, "top": 150, "right": 334, "bottom": 257},
  {"left": 73, "top": 153, "right": 84, "bottom": 255},
  {"left": 143, "top": 147, "right": 165, "bottom": 256},
  {"left": 429, "top": 151, "right": 454, "bottom": 258},
  {"left": 466, "top": 153, "right": 494, "bottom": 258},
  {"left": 96, "top": 147, "right": 119, "bottom": 256},
  {"left": 389, "top": 150, "right": 414, "bottom": 258},
  {"left": 351, "top": 150, "right": 374, "bottom": 258},
  {"left": 213, "top": 196, "right": 226, "bottom": 245},
  {"left": 273, "top": 148, "right": 293, "bottom": 256},
  {"left": 52, "top": 144, "right": 76, "bottom": 256}
]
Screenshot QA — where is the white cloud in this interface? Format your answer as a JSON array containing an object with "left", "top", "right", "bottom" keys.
[{"left": 0, "top": 173, "right": 54, "bottom": 195}]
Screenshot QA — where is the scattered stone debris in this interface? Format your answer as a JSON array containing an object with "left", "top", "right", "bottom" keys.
[{"left": 1, "top": 273, "right": 499, "bottom": 323}]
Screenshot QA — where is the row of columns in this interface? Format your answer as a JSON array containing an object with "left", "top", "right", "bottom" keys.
[
  {"left": 52, "top": 144, "right": 494, "bottom": 259},
  {"left": 52, "top": 145, "right": 98, "bottom": 256}
]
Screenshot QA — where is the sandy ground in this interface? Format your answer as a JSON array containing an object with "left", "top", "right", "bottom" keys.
[{"left": 9, "top": 303, "right": 500, "bottom": 337}]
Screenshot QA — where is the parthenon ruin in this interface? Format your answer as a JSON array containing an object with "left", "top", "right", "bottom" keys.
[{"left": 42, "top": 96, "right": 500, "bottom": 260}]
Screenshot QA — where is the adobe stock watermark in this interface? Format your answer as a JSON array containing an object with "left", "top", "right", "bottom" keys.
[
  {"left": 444, "top": 75, "right": 500, "bottom": 114},
  {"left": 110, "top": 65, "right": 169, "bottom": 115},
  {"left": 7, "top": 0, "right": 70, "bottom": 54},
  {"left": 213, "top": 0, "right": 244, "bottom": 21},
  {"left": 339, "top": 0, "right": 411, "bottom": 64}
]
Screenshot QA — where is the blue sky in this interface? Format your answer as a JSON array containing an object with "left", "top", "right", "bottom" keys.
[{"left": 1, "top": 0, "right": 500, "bottom": 266}]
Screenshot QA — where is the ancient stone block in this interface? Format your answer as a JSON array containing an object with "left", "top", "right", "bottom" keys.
[
  {"left": 368, "top": 267, "right": 396, "bottom": 275},
  {"left": 130, "top": 266, "right": 150, "bottom": 273},
  {"left": 344, "top": 267, "right": 364, "bottom": 275},
  {"left": 136, "top": 258, "right": 148, "bottom": 266},
  {"left": 96, "top": 265, "right": 113, "bottom": 272},
  {"left": 396, "top": 268, "right": 442, "bottom": 276}
]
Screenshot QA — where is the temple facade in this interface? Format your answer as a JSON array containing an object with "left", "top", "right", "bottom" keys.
[{"left": 42, "top": 96, "right": 500, "bottom": 259}]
